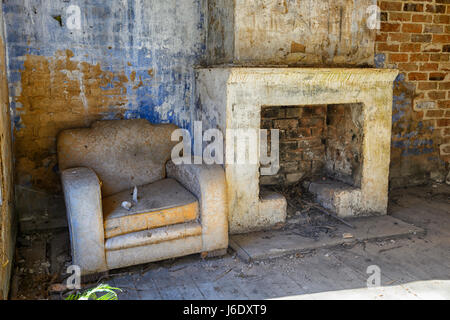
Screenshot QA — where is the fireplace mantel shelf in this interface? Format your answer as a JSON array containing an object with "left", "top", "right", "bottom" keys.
[{"left": 198, "top": 67, "right": 399, "bottom": 86}]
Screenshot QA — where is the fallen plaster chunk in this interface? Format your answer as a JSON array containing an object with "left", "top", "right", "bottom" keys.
[
  {"left": 121, "top": 201, "right": 132, "bottom": 211},
  {"left": 133, "top": 186, "right": 138, "bottom": 203}
]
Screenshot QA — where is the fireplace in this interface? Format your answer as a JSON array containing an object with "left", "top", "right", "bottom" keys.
[
  {"left": 260, "top": 103, "right": 364, "bottom": 188},
  {"left": 196, "top": 67, "right": 398, "bottom": 234}
]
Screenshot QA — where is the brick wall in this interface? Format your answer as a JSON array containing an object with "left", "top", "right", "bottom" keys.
[
  {"left": 260, "top": 104, "right": 363, "bottom": 188},
  {"left": 376, "top": 0, "right": 449, "bottom": 185},
  {"left": 260, "top": 105, "right": 327, "bottom": 186}
]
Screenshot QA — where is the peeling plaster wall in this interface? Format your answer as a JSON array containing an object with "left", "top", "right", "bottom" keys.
[
  {"left": 2, "top": 0, "right": 207, "bottom": 200},
  {"left": 208, "top": 0, "right": 377, "bottom": 66},
  {"left": 0, "top": 5, "right": 15, "bottom": 300}
]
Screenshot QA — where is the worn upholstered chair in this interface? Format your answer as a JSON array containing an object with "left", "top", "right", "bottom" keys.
[{"left": 57, "top": 119, "right": 228, "bottom": 275}]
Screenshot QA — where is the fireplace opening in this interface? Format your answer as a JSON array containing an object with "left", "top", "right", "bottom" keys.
[{"left": 260, "top": 103, "right": 364, "bottom": 221}]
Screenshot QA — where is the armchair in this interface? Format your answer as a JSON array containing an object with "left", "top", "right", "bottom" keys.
[{"left": 57, "top": 120, "right": 228, "bottom": 275}]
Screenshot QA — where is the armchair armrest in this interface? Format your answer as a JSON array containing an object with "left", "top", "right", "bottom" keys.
[
  {"left": 61, "top": 167, "right": 107, "bottom": 274},
  {"left": 166, "top": 161, "right": 228, "bottom": 252}
]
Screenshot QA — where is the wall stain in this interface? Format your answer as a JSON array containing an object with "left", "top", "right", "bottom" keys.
[{"left": 15, "top": 49, "right": 130, "bottom": 192}]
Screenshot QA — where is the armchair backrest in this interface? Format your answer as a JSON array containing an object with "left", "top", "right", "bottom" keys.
[{"left": 57, "top": 119, "right": 179, "bottom": 197}]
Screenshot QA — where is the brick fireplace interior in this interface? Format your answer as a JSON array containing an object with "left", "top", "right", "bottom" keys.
[{"left": 260, "top": 104, "right": 364, "bottom": 191}]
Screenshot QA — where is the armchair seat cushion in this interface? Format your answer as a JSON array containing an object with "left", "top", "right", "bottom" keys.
[{"left": 103, "top": 179, "right": 199, "bottom": 239}]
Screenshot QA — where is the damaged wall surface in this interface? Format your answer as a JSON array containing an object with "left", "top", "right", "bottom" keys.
[
  {"left": 208, "top": 0, "right": 377, "bottom": 66},
  {"left": 375, "top": 0, "right": 449, "bottom": 186},
  {"left": 0, "top": 5, "right": 15, "bottom": 300},
  {"left": 3, "top": 0, "right": 207, "bottom": 198}
]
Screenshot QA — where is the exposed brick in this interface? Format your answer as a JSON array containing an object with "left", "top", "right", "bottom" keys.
[
  {"left": 420, "top": 63, "right": 439, "bottom": 71},
  {"left": 404, "top": 3, "right": 424, "bottom": 12},
  {"left": 381, "top": 22, "right": 401, "bottom": 32},
  {"left": 429, "top": 73, "right": 447, "bottom": 81},
  {"left": 409, "top": 72, "right": 428, "bottom": 81},
  {"left": 427, "top": 91, "right": 447, "bottom": 99},
  {"left": 389, "top": 53, "right": 409, "bottom": 63},
  {"left": 412, "top": 14, "right": 433, "bottom": 23},
  {"left": 439, "top": 82, "right": 450, "bottom": 90},
  {"left": 389, "top": 12, "right": 411, "bottom": 21},
  {"left": 424, "top": 25, "right": 444, "bottom": 34},
  {"left": 418, "top": 82, "right": 438, "bottom": 90},
  {"left": 439, "top": 100, "right": 450, "bottom": 108},
  {"left": 402, "top": 23, "right": 423, "bottom": 33},
  {"left": 380, "top": 1, "right": 403, "bottom": 11},
  {"left": 273, "top": 119, "right": 298, "bottom": 130},
  {"left": 432, "top": 34, "right": 450, "bottom": 43},
  {"left": 426, "top": 4, "right": 447, "bottom": 13},
  {"left": 411, "top": 34, "right": 432, "bottom": 43},
  {"left": 376, "top": 33, "right": 388, "bottom": 42},
  {"left": 430, "top": 53, "right": 449, "bottom": 61},
  {"left": 400, "top": 43, "right": 421, "bottom": 52},
  {"left": 410, "top": 53, "right": 430, "bottom": 62},
  {"left": 437, "top": 119, "right": 450, "bottom": 127},
  {"left": 398, "top": 63, "right": 419, "bottom": 71},
  {"left": 425, "top": 110, "right": 445, "bottom": 118},
  {"left": 389, "top": 33, "right": 411, "bottom": 42},
  {"left": 377, "top": 43, "right": 400, "bottom": 52},
  {"left": 434, "top": 14, "right": 450, "bottom": 24}
]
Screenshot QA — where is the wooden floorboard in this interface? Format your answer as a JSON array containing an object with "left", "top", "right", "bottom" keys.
[{"left": 109, "top": 184, "right": 450, "bottom": 300}]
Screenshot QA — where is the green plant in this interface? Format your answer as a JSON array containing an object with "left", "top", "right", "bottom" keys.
[{"left": 65, "top": 284, "right": 122, "bottom": 300}]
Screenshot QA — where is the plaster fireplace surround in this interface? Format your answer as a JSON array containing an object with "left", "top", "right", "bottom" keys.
[
  {"left": 196, "top": 68, "right": 398, "bottom": 234},
  {"left": 197, "top": 0, "right": 398, "bottom": 234}
]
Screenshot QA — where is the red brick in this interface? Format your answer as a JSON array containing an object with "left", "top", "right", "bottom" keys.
[
  {"left": 418, "top": 82, "right": 438, "bottom": 90},
  {"left": 438, "top": 100, "right": 450, "bottom": 108},
  {"left": 426, "top": 4, "right": 447, "bottom": 13},
  {"left": 377, "top": 43, "right": 400, "bottom": 52},
  {"left": 411, "top": 34, "right": 432, "bottom": 43},
  {"left": 437, "top": 119, "right": 450, "bottom": 127},
  {"left": 425, "top": 110, "right": 445, "bottom": 118},
  {"left": 398, "top": 63, "right": 419, "bottom": 71},
  {"left": 404, "top": 3, "right": 424, "bottom": 12},
  {"left": 376, "top": 33, "right": 388, "bottom": 42},
  {"left": 412, "top": 14, "right": 433, "bottom": 23},
  {"left": 428, "top": 91, "right": 447, "bottom": 99},
  {"left": 273, "top": 119, "right": 299, "bottom": 130},
  {"left": 434, "top": 15, "right": 450, "bottom": 24},
  {"left": 444, "top": 127, "right": 450, "bottom": 135},
  {"left": 409, "top": 72, "right": 428, "bottom": 81},
  {"left": 381, "top": 22, "right": 401, "bottom": 32},
  {"left": 389, "top": 53, "right": 409, "bottom": 63},
  {"left": 402, "top": 23, "right": 423, "bottom": 33},
  {"left": 389, "top": 33, "right": 411, "bottom": 42},
  {"left": 432, "top": 34, "right": 450, "bottom": 43},
  {"left": 430, "top": 53, "right": 450, "bottom": 61},
  {"left": 430, "top": 73, "right": 447, "bottom": 81},
  {"left": 420, "top": 63, "right": 439, "bottom": 71},
  {"left": 439, "top": 82, "right": 450, "bottom": 90},
  {"left": 410, "top": 53, "right": 430, "bottom": 62},
  {"left": 380, "top": 1, "right": 403, "bottom": 11},
  {"left": 400, "top": 43, "right": 421, "bottom": 52},
  {"left": 389, "top": 12, "right": 411, "bottom": 21}
]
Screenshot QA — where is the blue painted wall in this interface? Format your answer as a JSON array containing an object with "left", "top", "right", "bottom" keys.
[{"left": 3, "top": 0, "right": 207, "bottom": 133}]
